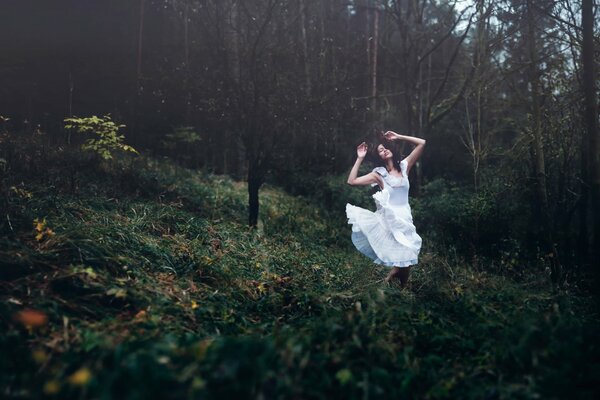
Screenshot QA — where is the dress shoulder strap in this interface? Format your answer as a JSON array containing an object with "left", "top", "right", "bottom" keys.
[
  {"left": 400, "top": 159, "right": 408, "bottom": 177},
  {"left": 372, "top": 166, "right": 388, "bottom": 177},
  {"left": 371, "top": 166, "right": 388, "bottom": 187}
]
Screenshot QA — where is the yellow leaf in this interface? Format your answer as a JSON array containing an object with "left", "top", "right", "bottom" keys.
[
  {"left": 34, "top": 218, "right": 45, "bottom": 232},
  {"left": 257, "top": 283, "right": 267, "bottom": 294},
  {"left": 191, "top": 300, "right": 199, "bottom": 309},
  {"left": 32, "top": 349, "right": 48, "bottom": 364},
  {"left": 43, "top": 380, "right": 61, "bottom": 395},
  {"left": 106, "top": 288, "right": 127, "bottom": 298},
  {"left": 68, "top": 367, "right": 92, "bottom": 386}
]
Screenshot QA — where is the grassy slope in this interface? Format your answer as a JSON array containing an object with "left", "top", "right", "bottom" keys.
[{"left": 1, "top": 155, "right": 598, "bottom": 399}]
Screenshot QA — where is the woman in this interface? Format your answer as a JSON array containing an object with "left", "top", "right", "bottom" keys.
[{"left": 346, "top": 130, "right": 426, "bottom": 288}]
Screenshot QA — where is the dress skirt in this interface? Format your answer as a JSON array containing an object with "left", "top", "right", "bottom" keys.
[{"left": 346, "top": 189, "right": 422, "bottom": 268}]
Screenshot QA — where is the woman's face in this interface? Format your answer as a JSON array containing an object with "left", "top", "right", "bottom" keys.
[{"left": 377, "top": 144, "right": 393, "bottom": 160}]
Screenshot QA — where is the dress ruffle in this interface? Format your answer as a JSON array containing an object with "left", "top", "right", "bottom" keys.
[{"left": 346, "top": 183, "right": 422, "bottom": 268}]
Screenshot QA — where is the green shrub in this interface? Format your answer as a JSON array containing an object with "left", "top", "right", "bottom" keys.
[
  {"left": 64, "top": 115, "right": 139, "bottom": 160},
  {"left": 412, "top": 178, "right": 523, "bottom": 261}
]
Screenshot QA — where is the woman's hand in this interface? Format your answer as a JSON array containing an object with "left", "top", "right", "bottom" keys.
[
  {"left": 356, "top": 142, "right": 368, "bottom": 159},
  {"left": 383, "top": 131, "right": 401, "bottom": 140}
]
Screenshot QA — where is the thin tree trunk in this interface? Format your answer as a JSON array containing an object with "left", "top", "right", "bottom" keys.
[
  {"left": 230, "top": 0, "right": 240, "bottom": 83},
  {"left": 474, "top": 0, "right": 485, "bottom": 194},
  {"left": 183, "top": 0, "right": 192, "bottom": 123},
  {"left": 133, "top": 0, "right": 145, "bottom": 142},
  {"left": 299, "top": 0, "right": 311, "bottom": 97},
  {"left": 137, "top": 0, "right": 145, "bottom": 92},
  {"left": 527, "top": 0, "right": 561, "bottom": 285},
  {"left": 247, "top": 158, "right": 264, "bottom": 227},
  {"left": 365, "top": 0, "right": 371, "bottom": 101},
  {"left": 229, "top": 0, "right": 242, "bottom": 177},
  {"left": 370, "top": 2, "right": 379, "bottom": 112},
  {"left": 528, "top": 0, "right": 548, "bottom": 225},
  {"left": 67, "top": 72, "right": 74, "bottom": 144},
  {"left": 68, "top": 72, "right": 74, "bottom": 118},
  {"left": 582, "top": 0, "right": 599, "bottom": 264},
  {"left": 248, "top": 179, "right": 260, "bottom": 227}
]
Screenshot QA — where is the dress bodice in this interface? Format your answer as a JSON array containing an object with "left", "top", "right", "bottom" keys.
[{"left": 371, "top": 160, "right": 410, "bottom": 207}]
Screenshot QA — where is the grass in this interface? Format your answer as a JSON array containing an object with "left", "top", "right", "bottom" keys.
[{"left": 0, "top": 150, "right": 598, "bottom": 399}]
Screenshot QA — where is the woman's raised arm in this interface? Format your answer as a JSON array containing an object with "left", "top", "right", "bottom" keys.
[
  {"left": 383, "top": 131, "right": 426, "bottom": 172},
  {"left": 347, "top": 142, "right": 382, "bottom": 187}
]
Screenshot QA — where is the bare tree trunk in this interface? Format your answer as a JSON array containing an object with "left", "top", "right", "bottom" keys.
[
  {"left": 67, "top": 72, "right": 74, "bottom": 144},
  {"left": 299, "top": 0, "right": 311, "bottom": 97},
  {"left": 137, "top": 0, "right": 145, "bottom": 91},
  {"left": 473, "top": 0, "right": 486, "bottom": 194},
  {"left": 582, "top": 0, "right": 599, "bottom": 264},
  {"left": 229, "top": 0, "right": 243, "bottom": 177},
  {"left": 527, "top": 0, "right": 547, "bottom": 227},
  {"left": 230, "top": 1, "right": 241, "bottom": 83},
  {"left": 183, "top": 0, "right": 192, "bottom": 123},
  {"left": 526, "top": 0, "right": 561, "bottom": 285},
  {"left": 68, "top": 72, "right": 74, "bottom": 118},
  {"left": 370, "top": 2, "right": 379, "bottom": 112},
  {"left": 133, "top": 0, "right": 145, "bottom": 142},
  {"left": 247, "top": 156, "right": 266, "bottom": 227}
]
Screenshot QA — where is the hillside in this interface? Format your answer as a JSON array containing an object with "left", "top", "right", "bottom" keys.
[{"left": 1, "top": 152, "right": 598, "bottom": 399}]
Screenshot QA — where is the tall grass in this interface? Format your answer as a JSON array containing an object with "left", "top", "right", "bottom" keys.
[{"left": 0, "top": 140, "right": 598, "bottom": 399}]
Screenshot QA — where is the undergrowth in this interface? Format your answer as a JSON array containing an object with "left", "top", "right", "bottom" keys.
[{"left": 0, "top": 143, "right": 598, "bottom": 399}]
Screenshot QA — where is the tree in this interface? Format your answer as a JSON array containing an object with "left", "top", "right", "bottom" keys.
[
  {"left": 494, "top": 0, "right": 570, "bottom": 283},
  {"left": 581, "top": 0, "right": 599, "bottom": 264},
  {"left": 379, "top": 0, "right": 475, "bottom": 193}
]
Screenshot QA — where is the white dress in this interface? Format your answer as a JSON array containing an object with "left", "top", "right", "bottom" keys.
[{"left": 345, "top": 159, "right": 422, "bottom": 268}]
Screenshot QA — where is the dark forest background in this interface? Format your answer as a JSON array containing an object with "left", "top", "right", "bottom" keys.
[
  {"left": 1, "top": 1, "right": 600, "bottom": 398},
  {"left": 1, "top": 0, "right": 599, "bottom": 282}
]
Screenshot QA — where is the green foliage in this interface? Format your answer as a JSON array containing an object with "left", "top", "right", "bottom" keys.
[
  {"left": 160, "top": 126, "right": 201, "bottom": 150},
  {"left": 0, "top": 141, "right": 598, "bottom": 399},
  {"left": 64, "top": 114, "right": 139, "bottom": 160},
  {"left": 272, "top": 166, "right": 375, "bottom": 219},
  {"left": 411, "top": 177, "right": 522, "bottom": 260}
]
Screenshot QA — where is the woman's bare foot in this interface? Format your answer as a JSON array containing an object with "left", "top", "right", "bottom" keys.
[{"left": 384, "top": 266, "right": 411, "bottom": 288}]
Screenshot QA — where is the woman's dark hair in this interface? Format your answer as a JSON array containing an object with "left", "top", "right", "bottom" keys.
[{"left": 362, "top": 124, "right": 405, "bottom": 172}]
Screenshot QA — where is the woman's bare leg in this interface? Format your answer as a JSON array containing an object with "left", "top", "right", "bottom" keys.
[
  {"left": 384, "top": 266, "right": 412, "bottom": 288},
  {"left": 397, "top": 266, "right": 411, "bottom": 287},
  {"left": 384, "top": 267, "right": 401, "bottom": 283}
]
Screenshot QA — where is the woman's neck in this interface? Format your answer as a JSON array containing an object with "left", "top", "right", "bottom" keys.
[{"left": 385, "top": 159, "right": 395, "bottom": 172}]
